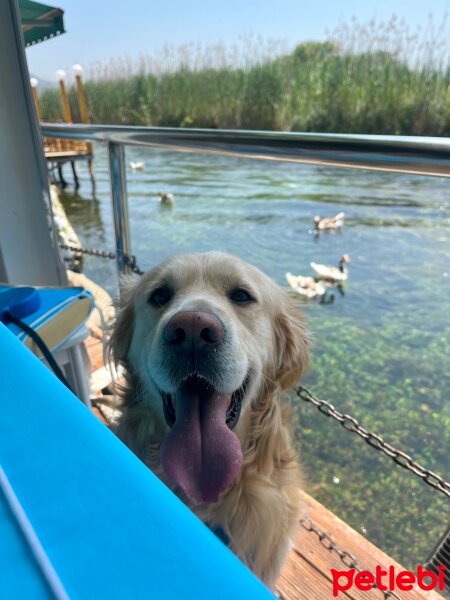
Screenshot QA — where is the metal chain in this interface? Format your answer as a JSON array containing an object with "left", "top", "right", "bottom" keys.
[
  {"left": 299, "top": 517, "right": 403, "bottom": 600},
  {"left": 295, "top": 386, "right": 450, "bottom": 499},
  {"left": 59, "top": 242, "right": 145, "bottom": 275}
]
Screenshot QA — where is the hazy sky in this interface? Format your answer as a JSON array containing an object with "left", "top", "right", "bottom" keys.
[{"left": 26, "top": 0, "right": 449, "bottom": 80}]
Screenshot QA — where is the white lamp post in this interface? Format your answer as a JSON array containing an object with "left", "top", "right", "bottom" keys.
[
  {"left": 72, "top": 64, "right": 84, "bottom": 78},
  {"left": 71, "top": 64, "right": 88, "bottom": 123},
  {"left": 55, "top": 68, "right": 72, "bottom": 124},
  {"left": 29, "top": 77, "right": 40, "bottom": 120},
  {"left": 55, "top": 68, "right": 66, "bottom": 82}
]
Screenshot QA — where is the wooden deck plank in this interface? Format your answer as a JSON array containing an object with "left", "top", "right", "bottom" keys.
[
  {"left": 45, "top": 150, "right": 92, "bottom": 161},
  {"left": 301, "top": 492, "right": 443, "bottom": 599},
  {"left": 277, "top": 491, "right": 444, "bottom": 600},
  {"left": 278, "top": 550, "right": 350, "bottom": 600},
  {"left": 283, "top": 527, "right": 378, "bottom": 600}
]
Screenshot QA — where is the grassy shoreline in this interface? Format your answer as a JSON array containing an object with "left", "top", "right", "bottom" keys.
[
  {"left": 41, "top": 43, "right": 450, "bottom": 136},
  {"left": 39, "top": 19, "right": 450, "bottom": 136},
  {"left": 40, "top": 32, "right": 450, "bottom": 136}
]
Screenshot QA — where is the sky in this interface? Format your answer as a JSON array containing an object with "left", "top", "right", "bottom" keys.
[{"left": 26, "top": 0, "right": 449, "bottom": 81}]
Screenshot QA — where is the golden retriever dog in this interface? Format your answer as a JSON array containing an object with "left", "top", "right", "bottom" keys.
[{"left": 110, "top": 251, "right": 308, "bottom": 587}]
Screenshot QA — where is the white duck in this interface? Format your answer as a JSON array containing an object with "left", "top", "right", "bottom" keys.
[
  {"left": 129, "top": 161, "right": 145, "bottom": 170},
  {"left": 157, "top": 192, "right": 174, "bottom": 205},
  {"left": 310, "top": 254, "right": 350, "bottom": 282},
  {"left": 313, "top": 212, "right": 345, "bottom": 231},
  {"left": 285, "top": 272, "right": 326, "bottom": 299}
]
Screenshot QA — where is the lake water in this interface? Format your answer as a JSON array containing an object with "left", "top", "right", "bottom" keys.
[{"left": 59, "top": 143, "right": 450, "bottom": 568}]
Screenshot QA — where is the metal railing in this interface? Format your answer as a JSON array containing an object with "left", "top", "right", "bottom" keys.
[{"left": 41, "top": 123, "right": 450, "bottom": 277}]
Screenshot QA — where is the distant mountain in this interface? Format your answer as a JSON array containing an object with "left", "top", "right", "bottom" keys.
[{"left": 29, "top": 74, "right": 53, "bottom": 90}]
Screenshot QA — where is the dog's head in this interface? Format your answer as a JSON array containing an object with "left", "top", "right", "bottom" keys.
[{"left": 111, "top": 251, "right": 308, "bottom": 504}]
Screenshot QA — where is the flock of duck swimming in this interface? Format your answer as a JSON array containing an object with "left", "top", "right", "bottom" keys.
[
  {"left": 286, "top": 212, "right": 350, "bottom": 300},
  {"left": 130, "top": 160, "right": 348, "bottom": 299}
]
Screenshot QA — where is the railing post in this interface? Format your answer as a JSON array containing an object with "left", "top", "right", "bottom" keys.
[{"left": 107, "top": 141, "right": 132, "bottom": 278}]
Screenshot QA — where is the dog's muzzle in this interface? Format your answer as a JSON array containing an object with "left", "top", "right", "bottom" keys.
[{"left": 159, "top": 311, "right": 246, "bottom": 505}]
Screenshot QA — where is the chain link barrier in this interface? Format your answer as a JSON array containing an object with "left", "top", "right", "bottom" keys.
[
  {"left": 295, "top": 386, "right": 450, "bottom": 499},
  {"left": 59, "top": 242, "right": 145, "bottom": 275},
  {"left": 298, "top": 517, "right": 403, "bottom": 600}
]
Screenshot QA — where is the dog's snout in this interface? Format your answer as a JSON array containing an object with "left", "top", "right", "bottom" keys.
[{"left": 163, "top": 311, "right": 224, "bottom": 350}]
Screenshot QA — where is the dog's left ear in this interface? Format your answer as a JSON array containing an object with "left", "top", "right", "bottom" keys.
[{"left": 273, "top": 297, "right": 309, "bottom": 390}]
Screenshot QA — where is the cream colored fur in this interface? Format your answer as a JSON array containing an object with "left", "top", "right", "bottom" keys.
[{"left": 110, "top": 251, "right": 308, "bottom": 588}]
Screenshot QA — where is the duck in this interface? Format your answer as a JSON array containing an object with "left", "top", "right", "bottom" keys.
[
  {"left": 313, "top": 212, "right": 345, "bottom": 231},
  {"left": 129, "top": 161, "right": 145, "bottom": 170},
  {"left": 285, "top": 272, "right": 326, "bottom": 299},
  {"left": 157, "top": 192, "right": 174, "bottom": 205},
  {"left": 310, "top": 254, "right": 350, "bottom": 282}
]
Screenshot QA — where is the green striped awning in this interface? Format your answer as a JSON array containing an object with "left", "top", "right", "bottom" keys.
[{"left": 19, "top": 0, "right": 65, "bottom": 47}]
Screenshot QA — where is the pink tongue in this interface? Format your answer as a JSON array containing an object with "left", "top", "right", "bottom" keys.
[{"left": 160, "top": 380, "right": 243, "bottom": 504}]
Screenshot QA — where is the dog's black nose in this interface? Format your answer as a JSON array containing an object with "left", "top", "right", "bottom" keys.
[{"left": 163, "top": 311, "right": 224, "bottom": 351}]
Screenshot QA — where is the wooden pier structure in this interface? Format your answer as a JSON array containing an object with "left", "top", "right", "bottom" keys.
[
  {"left": 45, "top": 142, "right": 93, "bottom": 187},
  {"left": 30, "top": 66, "right": 94, "bottom": 187}
]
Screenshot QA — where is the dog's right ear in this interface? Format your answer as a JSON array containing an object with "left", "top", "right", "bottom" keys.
[{"left": 109, "top": 275, "right": 140, "bottom": 365}]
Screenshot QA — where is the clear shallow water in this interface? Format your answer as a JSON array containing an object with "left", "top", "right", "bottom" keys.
[{"left": 59, "top": 144, "right": 450, "bottom": 568}]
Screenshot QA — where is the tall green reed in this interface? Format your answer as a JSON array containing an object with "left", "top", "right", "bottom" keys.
[{"left": 38, "top": 16, "right": 450, "bottom": 135}]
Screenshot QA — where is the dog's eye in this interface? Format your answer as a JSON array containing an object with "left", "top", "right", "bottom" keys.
[
  {"left": 148, "top": 286, "right": 173, "bottom": 307},
  {"left": 229, "top": 287, "right": 255, "bottom": 305}
]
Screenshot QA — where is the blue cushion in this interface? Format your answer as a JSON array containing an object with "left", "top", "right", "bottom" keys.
[
  {"left": 0, "top": 323, "right": 272, "bottom": 599},
  {"left": 0, "top": 285, "right": 94, "bottom": 350}
]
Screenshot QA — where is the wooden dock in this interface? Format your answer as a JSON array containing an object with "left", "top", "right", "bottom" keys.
[
  {"left": 43, "top": 134, "right": 91, "bottom": 159},
  {"left": 30, "top": 66, "right": 94, "bottom": 187},
  {"left": 45, "top": 149, "right": 92, "bottom": 161},
  {"left": 277, "top": 492, "right": 444, "bottom": 599},
  {"left": 44, "top": 136, "right": 93, "bottom": 186},
  {"left": 84, "top": 334, "right": 445, "bottom": 600}
]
